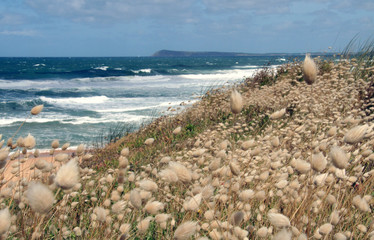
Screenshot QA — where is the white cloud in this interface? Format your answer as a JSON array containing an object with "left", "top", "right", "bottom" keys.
[
  {"left": 25, "top": 0, "right": 197, "bottom": 23},
  {"left": 0, "top": 30, "right": 37, "bottom": 36},
  {"left": 201, "top": 0, "right": 295, "bottom": 14},
  {"left": 0, "top": 13, "right": 25, "bottom": 25}
]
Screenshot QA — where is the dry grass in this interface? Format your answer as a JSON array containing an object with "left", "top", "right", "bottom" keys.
[{"left": 0, "top": 53, "right": 374, "bottom": 240}]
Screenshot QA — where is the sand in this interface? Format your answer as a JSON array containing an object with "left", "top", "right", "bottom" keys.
[{"left": 2, "top": 150, "right": 75, "bottom": 187}]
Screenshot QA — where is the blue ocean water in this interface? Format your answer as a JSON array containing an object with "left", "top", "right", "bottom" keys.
[{"left": 0, "top": 56, "right": 291, "bottom": 149}]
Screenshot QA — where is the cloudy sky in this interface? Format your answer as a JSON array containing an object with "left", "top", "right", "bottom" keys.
[{"left": 0, "top": 0, "right": 373, "bottom": 56}]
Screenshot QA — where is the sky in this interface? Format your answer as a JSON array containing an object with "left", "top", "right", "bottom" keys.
[{"left": 0, "top": 0, "right": 373, "bottom": 57}]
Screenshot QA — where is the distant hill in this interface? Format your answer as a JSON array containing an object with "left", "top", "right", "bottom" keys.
[{"left": 152, "top": 50, "right": 335, "bottom": 57}]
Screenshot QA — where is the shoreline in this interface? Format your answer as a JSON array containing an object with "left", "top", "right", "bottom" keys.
[{"left": 2, "top": 149, "right": 76, "bottom": 187}]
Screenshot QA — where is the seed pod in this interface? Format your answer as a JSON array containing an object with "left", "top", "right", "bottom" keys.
[
  {"left": 344, "top": 124, "right": 368, "bottom": 144},
  {"left": 268, "top": 213, "right": 290, "bottom": 228},
  {"left": 24, "top": 134, "right": 36, "bottom": 149},
  {"left": 329, "top": 146, "right": 348, "bottom": 169},
  {"left": 31, "top": 105, "right": 44, "bottom": 115},
  {"left": 230, "top": 89, "right": 243, "bottom": 114},
  {"left": 26, "top": 182, "right": 54, "bottom": 214},
  {"left": 303, "top": 54, "right": 317, "bottom": 84},
  {"left": 51, "top": 139, "right": 59, "bottom": 149}
]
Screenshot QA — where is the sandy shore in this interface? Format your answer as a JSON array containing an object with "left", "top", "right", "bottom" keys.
[{"left": 2, "top": 149, "right": 75, "bottom": 186}]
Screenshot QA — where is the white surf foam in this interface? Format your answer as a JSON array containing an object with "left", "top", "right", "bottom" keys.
[
  {"left": 33, "top": 63, "right": 46, "bottom": 67},
  {"left": 94, "top": 66, "right": 109, "bottom": 71},
  {"left": 0, "top": 79, "right": 58, "bottom": 89},
  {"left": 132, "top": 68, "right": 152, "bottom": 74},
  {"left": 0, "top": 117, "right": 64, "bottom": 126},
  {"left": 233, "top": 65, "right": 260, "bottom": 69},
  {"left": 40, "top": 96, "right": 109, "bottom": 105}
]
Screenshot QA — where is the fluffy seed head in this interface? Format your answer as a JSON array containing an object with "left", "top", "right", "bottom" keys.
[
  {"left": 138, "top": 179, "right": 158, "bottom": 192},
  {"left": 239, "top": 189, "right": 254, "bottom": 202},
  {"left": 254, "top": 190, "right": 266, "bottom": 200},
  {"left": 73, "top": 227, "right": 82, "bottom": 236},
  {"left": 137, "top": 217, "right": 153, "bottom": 234},
  {"left": 357, "top": 224, "right": 367, "bottom": 233},
  {"left": 268, "top": 213, "right": 290, "bottom": 228},
  {"left": 352, "top": 195, "right": 371, "bottom": 212},
  {"left": 271, "top": 136, "right": 280, "bottom": 147},
  {"left": 294, "top": 159, "right": 311, "bottom": 173},
  {"left": 330, "top": 210, "right": 340, "bottom": 225},
  {"left": 120, "top": 147, "right": 129, "bottom": 157},
  {"left": 241, "top": 140, "right": 256, "bottom": 150},
  {"left": 130, "top": 190, "right": 142, "bottom": 209},
  {"left": 35, "top": 159, "right": 48, "bottom": 170},
  {"left": 173, "top": 126, "right": 182, "bottom": 135},
  {"left": 319, "top": 223, "right": 333, "bottom": 235},
  {"left": 118, "top": 156, "right": 129, "bottom": 169},
  {"left": 230, "top": 211, "right": 244, "bottom": 226},
  {"left": 183, "top": 193, "right": 202, "bottom": 212},
  {"left": 76, "top": 144, "right": 85, "bottom": 156},
  {"left": 159, "top": 168, "right": 179, "bottom": 183},
  {"left": 0, "top": 148, "right": 9, "bottom": 162},
  {"left": 55, "top": 153, "right": 68, "bottom": 162},
  {"left": 61, "top": 142, "right": 70, "bottom": 150},
  {"left": 94, "top": 207, "right": 107, "bottom": 222},
  {"left": 31, "top": 105, "right": 44, "bottom": 115},
  {"left": 229, "top": 160, "right": 240, "bottom": 176},
  {"left": 144, "top": 138, "right": 155, "bottom": 145},
  {"left": 26, "top": 182, "right": 54, "bottom": 214},
  {"left": 327, "top": 126, "right": 337, "bottom": 137},
  {"left": 311, "top": 152, "right": 327, "bottom": 172},
  {"left": 174, "top": 221, "right": 198, "bottom": 240},
  {"left": 144, "top": 201, "right": 164, "bottom": 215},
  {"left": 33, "top": 149, "right": 40, "bottom": 158},
  {"left": 303, "top": 54, "right": 317, "bottom": 84},
  {"left": 333, "top": 232, "right": 347, "bottom": 240},
  {"left": 24, "top": 133, "right": 36, "bottom": 149},
  {"left": 169, "top": 161, "right": 191, "bottom": 183},
  {"left": 201, "top": 185, "right": 214, "bottom": 201},
  {"left": 112, "top": 201, "right": 126, "bottom": 214},
  {"left": 155, "top": 213, "right": 170, "bottom": 224},
  {"left": 6, "top": 138, "right": 12, "bottom": 147},
  {"left": 230, "top": 89, "right": 243, "bottom": 114},
  {"left": 275, "top": 180, "right": 288, "bottom": 189},
  {"left": 0, "top": 208, "right": 11, "bottom": 235},
  {"left": 257, "top": 227, "right": 268, "bottom": 238},
  {"left": 344, "top": 124, "right": 368, "bottom": 144},
  {"left": 16, "top": 137, "right": 24, "bottom": 147},
  {"left": 329, "top": 146, "right": 348, "bottom": 169},
  {"left": 55, "top": 158, "right": 80, "bottom": 189},
  {"left": 51, "top": 139, "right": 59, "bottom": 149},
  {"left": 119, "top": 223, "right": 131, "bottom": 234},
  {"left": 270, "top": 108, "right": 286, "bottom": 120}
]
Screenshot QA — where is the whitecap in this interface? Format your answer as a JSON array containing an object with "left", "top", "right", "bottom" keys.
[
  {"left": 33, "top": 63, "right": 46, "bottom": 67},
  {"left": 132, "top": 68, "right": 152, "bottom": 74},
  {"left": 94, "top": 66, "right": 109, "bottom": 71},
  {"left": 40, "top": 96, "right": 109, "bottom": 105}
]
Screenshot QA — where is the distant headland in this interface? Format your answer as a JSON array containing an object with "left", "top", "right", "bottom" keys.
[{"left": 152, "top": 50, "right": 334, "bottom": 57}]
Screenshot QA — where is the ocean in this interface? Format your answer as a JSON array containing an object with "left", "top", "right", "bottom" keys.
[{"left": 0, "top": 56, "right": 292, "bottom": 149}]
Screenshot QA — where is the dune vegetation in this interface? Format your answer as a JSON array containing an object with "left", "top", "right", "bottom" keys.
[{"left": 0, "top": 44, "right": 374, "bottom": 240}]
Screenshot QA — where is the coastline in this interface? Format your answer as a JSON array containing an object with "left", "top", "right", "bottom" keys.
[{"left": 1, "top": 56, "right": 374, "bottom": 239}]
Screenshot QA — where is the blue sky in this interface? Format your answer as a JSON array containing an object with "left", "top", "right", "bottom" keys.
[{"left": 0, "top": 0, "right": 373, "bottom": 56}]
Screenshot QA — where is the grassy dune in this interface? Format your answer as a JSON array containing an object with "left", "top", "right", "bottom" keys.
[{"left": 0, "top": 51, "right": 374, "bottom": 239}]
